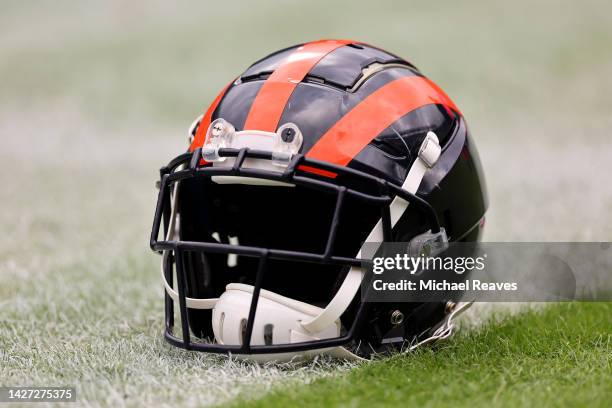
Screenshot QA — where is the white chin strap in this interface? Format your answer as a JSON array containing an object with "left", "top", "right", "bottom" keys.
[{"left": 161, "top": 131, "right": 470, "bottom": 361}]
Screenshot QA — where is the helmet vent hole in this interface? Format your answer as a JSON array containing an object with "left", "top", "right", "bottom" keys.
[
  {"left": 239, "top": 318, "right": 247, "bottom": 345},
  {"left": 263, "top": 324, "right": 274, "bottom": 345}
]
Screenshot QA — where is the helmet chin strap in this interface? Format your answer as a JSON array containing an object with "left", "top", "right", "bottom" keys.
[{"left": 161, "top": 132, "right": 470, "bottom": 360}]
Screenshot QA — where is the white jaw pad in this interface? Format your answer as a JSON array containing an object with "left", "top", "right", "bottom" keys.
[
  {"left": 211, "top": 283, "right": 363, "bottom": 362},
  {"left": 212, "top": 283, "right": 340, "bottom": 347}
]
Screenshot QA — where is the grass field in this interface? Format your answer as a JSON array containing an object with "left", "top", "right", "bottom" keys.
[
  {"left": 233, "top": 303, "right": 612, "bottom": 407},
  {"left": 1, "top": 0, "right": 611, "bottom": 406}
]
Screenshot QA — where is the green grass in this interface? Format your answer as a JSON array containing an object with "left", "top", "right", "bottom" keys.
[{"left": 233, "top": 303, "right": 612, "bottom": 407}]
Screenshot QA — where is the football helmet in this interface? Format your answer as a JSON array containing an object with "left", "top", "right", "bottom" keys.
[{"left": 150, "top": 39, "right": 487, "bottom": 361}]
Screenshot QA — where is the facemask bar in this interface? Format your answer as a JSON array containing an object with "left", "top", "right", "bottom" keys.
[{"left": 150, "top": 147, "right": 442, "bottom": 355}]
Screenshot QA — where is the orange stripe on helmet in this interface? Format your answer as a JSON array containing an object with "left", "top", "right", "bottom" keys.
[
  {"left": 189, "top": 80, "right": 235, "bottom": 152},
  {"left": 296, "top": 164, "right": 338, "bottom": 178},
  {"left": 243, "top": 39, "right": 353, "bottom": 132},
  {"left": 305, "top": 76, "right": 461, "bottom": 167}
]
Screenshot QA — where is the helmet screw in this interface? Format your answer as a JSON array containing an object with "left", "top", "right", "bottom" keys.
[
  {"left": 281, "top": 127, "right": 295, "bottom": 143},
  {"left": 445, "top": 301, "right": 456, "bottom": 314},
  {"left": 390, "top": 310, "right": 404, "bottom": 325},
  {"left": 212, "top": 122, "right": 225, "bottom": 137}
]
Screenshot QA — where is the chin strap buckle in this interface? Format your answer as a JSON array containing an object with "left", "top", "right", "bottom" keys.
[
  {"left": 418, "top": 131, "right": 442, "bottom": 168},
  {"left": 408, "top": 228, "right": 449, "bottom": 258}
]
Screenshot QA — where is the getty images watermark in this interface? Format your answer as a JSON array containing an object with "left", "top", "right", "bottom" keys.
[
  {"left": 370, "top": 251, "right": 515, "bottom": 291},
  {"left": 360, "top": 242, "right": 612, "bottom": 302}
]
